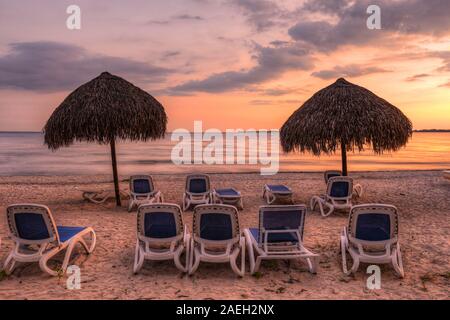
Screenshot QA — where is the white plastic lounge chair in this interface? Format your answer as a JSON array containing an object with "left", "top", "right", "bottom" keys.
[
  {"left": 444, "top": 170, "right": 450, "bottom": 180},
  {"left": 182, "top": 174, "right": 211, "bottom": 211},
  {"left": 311, "top": 176, "right": 353, "bottom": 217},
  {"left": 324, "top": 170, "right": 363, "bottom": 197},
  {"left": 80, "top": 188, "right": 128, "bottom": 204},
  {"left": 324, "top": 170, "right": 343, "bottom": 184},
  {"left": 212, "top": 188, "right": 243, "bottom": 210},
  {"left": 133, "top": 203, "right": 189, "bottom": 273},
  {"left": 3, "top": 204, "right": 96, "bottom": 276},
  {"left": 244, "top": 205, "right": 319, "bottom": 275},
  {"left": 128, "top": 175, "right": 163, "bottom": 212},
  {"left": 189, "top": 204, "right": 245, "bottom": 277},
  {"left": 262, "top": 184, "right": 293, "bottom": 204},
  {"left": 340, "top": 204, "right": 404, "bottom": 277}
]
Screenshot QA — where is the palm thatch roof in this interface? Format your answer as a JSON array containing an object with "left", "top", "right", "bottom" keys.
[
  {"left": 44, "top": 72, "right": 167, "bottom": 149},
  {"left": 280, "top": 78, "right": 412, "bottom": 155}
]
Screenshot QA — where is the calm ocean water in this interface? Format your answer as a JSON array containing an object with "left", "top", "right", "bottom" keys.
[{"left": 0, "top": 132, "right": 449, "bottom": 176}]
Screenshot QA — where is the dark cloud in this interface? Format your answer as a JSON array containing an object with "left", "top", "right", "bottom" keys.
[
  {"left": 173, "top": 14, "right": 204, "bottom": 21},
  {"left": 147, "top": 20, "right": 170, "bottom": 25},
  {"left": 311, "top": 64, "right": 389, "bottom": 79},
  {"left": 169, "top": 43, "right": 314, "bottom": 93},
  {"left": 405, "top": 73, "right": 431, "bottom": 82},
  {"left": 160, "top": 51, "right": 181, "bottom": 60},
  {"left": 301, "top": 0, "right": 350, "bottom": 15},
  {"left": 290, "top": 0, "right": 450, "bottom": 51},
  {"left": 229, "top": 0, "right": 286, "bottom": 32},
  {"left": 439, "top": 80, "right": 450, "bottom": 88},
  {"left": 0, "top": 42, "right": 171, "bottom": 91}
]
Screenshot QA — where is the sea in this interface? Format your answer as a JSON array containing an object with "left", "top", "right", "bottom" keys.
[{"left": 0, "top": 132, "right": 449, "bottom": 176}]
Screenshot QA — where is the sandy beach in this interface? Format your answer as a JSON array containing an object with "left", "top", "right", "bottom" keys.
[{"left": 0, "top": 170, "right": 449, "bottom": 300}]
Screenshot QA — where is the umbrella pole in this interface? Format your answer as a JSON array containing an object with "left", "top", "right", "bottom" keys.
[
  {"left": 341, "top": 142, "right": 348, "bottom": 176},
  {"left": 110, "top": 138, "right": 122, "bottom": 206}
]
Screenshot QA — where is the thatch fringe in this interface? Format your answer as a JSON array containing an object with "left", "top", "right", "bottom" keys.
[
  {"left": 44, "top": 72, "right": 167, "bottom": 149},
  {"left": 280, "top": 78, "right": 412, "bottom": 155}
]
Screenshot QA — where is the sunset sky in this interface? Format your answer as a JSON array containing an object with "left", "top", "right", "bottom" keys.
[{"left": 0, "top": 0, "right": 449, "bottom": 132}]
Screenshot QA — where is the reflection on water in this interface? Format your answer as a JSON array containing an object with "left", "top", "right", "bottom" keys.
[{"left": 0, "top": 132, "right": 449, "bottom": 176}]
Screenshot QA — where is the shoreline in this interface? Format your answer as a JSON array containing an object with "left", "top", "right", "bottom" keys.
[{"left": 0, "top": 168, "right": 448, "bottom": 180}]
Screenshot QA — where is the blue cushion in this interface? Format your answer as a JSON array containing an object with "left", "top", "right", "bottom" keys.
[
  {"left": 355, "top": 214, "right": 391, "bottom": 241},
  {"left": 15, "top": 213, "right": 50, "bottom": 240},
  {"left": 249, "top": 228, "right": 298, "bottom": 243},
  {"left": 215, "top": 188, "right": 239, "bottom": 196},
  {"left": 133, "top": 179, "right": 152, "bottom": 194},
  {"left": 330, "top": 181, "right": 350, "bottom": 197},
  {"left": 57, "top": 226, "right": 87, "bottom": 242},
  {"left": 144, "top": 212, "right": 177, "bottom": 238},
  {"left": 189, "top": 178, "right": 208, "bottom": 193},
  {"left": 267, "top": 185, "right": 291, "bottom": 193},
  {"left": 200, "top": 213, "right": 232, "bottom": 240}
]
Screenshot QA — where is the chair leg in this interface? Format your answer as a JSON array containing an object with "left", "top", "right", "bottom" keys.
[
  {"left": 392, "top": 245, "right": 405, "bottom": 278},
  {"left": 3, "top": 253, "right": 16, "bottom": 275},
  {"left": 128, "top": 199, "right": 134, "bottom": 212},
  {"left": 319, "top": 201, "right": 334, "bottom": 217},
  {"left": 340, "top": 235, "right": 358, "bottom": 275},
  {"left": 189, "top": 247, "right": 201, "bottom": 275},
  {"left": 254, "top": 257, "right": 262, "bottom": 273},
  {"left": 39, "top": 245, "right": 67, "bottom": 276},
  {"left": 133, "top": 240, "right": 145, "bottom": 274},
  {"left": 78, "top": 229, "right": 97, "bottom": 254},
  {"left": 182, "top": 194, "right": 189, "bottom": 211},
  {"left": 173, "top": 245, "right": 188, "bottom": 273},
  {"left": 310, "top": 197, "right": 316, "bottom": 211},
  {"left": 244, "top": 230, "right": 256, "bottom": 274},
  {"left": 306, "top": 256, "right": 318, "bottom": 274}
]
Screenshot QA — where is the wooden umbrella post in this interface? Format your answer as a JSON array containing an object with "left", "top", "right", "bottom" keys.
[
  {"left": 341, "top": 141, "right": 348, "bottom": 176},
  {"left": 110, "top": 138, "right": 121, "bottom": 206}
]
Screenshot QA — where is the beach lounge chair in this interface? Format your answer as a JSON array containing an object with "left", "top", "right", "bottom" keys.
[
  {"left": 262, "top": 184, "right": 293, "bottom": 204},
  {"left": 324, "top": 170, "right": 342, "bottom": 184},
  {"left": 189, "top": 204, "right": 245, "bottom": 277},
  {"left": 244, "top": 205, "right": 319, "bottom": 274},
  {"left": 182, "top": 174, "right": 211, "bottom": 211},
  {"left": 3, "top": 204, "right": 96, "bottom": 276},
  {"left": 128, "top": 175, "right": 163, "bottom": 212},
  {"left": 80, "top": 188, "right": 128, "bottom": 204},
  {"left": 324, "top": 170, "right": 363, "bottom": 197},
  {"left": 444, "top": 170, "right": 450, "bottom": 180},
  {"left": 311, "top": 176, "right": 353, "bottom": 217},
  {"left": 340, "top": 204, "right": 404, "bottom": 277},
  {"left": 212, "top": 188, "right": 243, "bottom": 209},
  {"left": 133, "top": 203, "right": 189, "bottom": 273}
]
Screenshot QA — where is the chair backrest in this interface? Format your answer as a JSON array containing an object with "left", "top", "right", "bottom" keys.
[
  {"left": 193, "top": 204, "right": 239, "bottom": 241},
  {"left": 324, "top": 170, "right": 342, "bottom": 183},
  {"left": 130, "top": 175, "right": 155, "bottom": 194},
  {"left": 327, "top": 176, "right": 353, "bottom": 198},
  {"left": 258, "top": 205, "right": 306, "bottom": 245},
  {"left": 186, "top": 174, "right": 210, "bottom": 194},
  {"left": 137, "top": 203, "right": 184, "bottom": 240},
  {"left": 267, "top": 184, "right": 291, "bottom": 193},
  {"left": 348, "top": 204, "right": 398, "bottom": 242},
  {"left": 6, "top": 204, "right": 59, "bottom": 245}
]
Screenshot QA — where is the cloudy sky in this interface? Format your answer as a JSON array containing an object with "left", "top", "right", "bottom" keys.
[{"left": 0, "top": 0, "right": 449, "bottom": 131}]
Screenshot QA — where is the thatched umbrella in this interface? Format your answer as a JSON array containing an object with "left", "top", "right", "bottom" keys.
[
  {"left": 280, "top": 78, "right": 412, "bottom": 175},
  {"left": 44, "top": 72, "right": 167, "bottom": 206}
]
